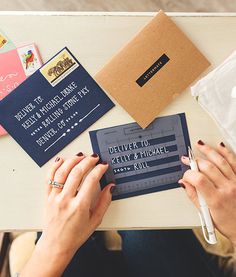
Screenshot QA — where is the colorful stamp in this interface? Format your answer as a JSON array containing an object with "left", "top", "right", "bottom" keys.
[
  {"left": 0, "top": 29, "right": 15, "bottom": 53},
  {"left": 0, "top": 33, "right": 8, "bottom": 50},
  {"left": 40, "top": 48, "right": 79, "bottom": 87},
  {"left": 17, "top": 44, "right": 42, "bottom": 77}
]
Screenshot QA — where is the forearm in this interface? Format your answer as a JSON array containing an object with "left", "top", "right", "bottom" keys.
[{"left": 20, "top": 237, "right": 73, "bottom": 277}]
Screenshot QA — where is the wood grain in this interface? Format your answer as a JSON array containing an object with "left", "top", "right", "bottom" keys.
[{"left": 0, "top": 0, "right": 236, "bottom": 12}]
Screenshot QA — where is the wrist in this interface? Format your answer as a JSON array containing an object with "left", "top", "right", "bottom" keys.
[
  {"left": 36, "top": 235, "right": 75, "bottom": 266},
  {"left": 21, "top": 235, "right": 75, "bottom": 277}
]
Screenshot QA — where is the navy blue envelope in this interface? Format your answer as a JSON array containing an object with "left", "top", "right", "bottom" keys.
[
  {"left": 90, "top": 113, "right": 190, "bottom": 200},
  {"left": 0, "top": 47, "right": 114, "bottom": 166}
]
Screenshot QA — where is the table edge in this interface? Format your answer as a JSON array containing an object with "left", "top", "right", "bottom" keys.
[{"left": 0, "top": 11, "right": 236, "bottom": 17}]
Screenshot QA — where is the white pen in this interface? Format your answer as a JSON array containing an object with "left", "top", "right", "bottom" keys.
[{"left": 188, "top": 146, "right": 217, "bottom": 245}]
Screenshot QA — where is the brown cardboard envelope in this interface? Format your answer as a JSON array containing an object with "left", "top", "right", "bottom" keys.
[{"left": 95, "top": 10, "right": 210, "bottom": 128}]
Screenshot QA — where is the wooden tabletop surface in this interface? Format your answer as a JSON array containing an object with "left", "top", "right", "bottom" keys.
[{"left": 0, "top": 12, "right": 235, "bottom": 231}]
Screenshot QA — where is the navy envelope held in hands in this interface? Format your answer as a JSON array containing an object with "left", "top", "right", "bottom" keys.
[
  {"left": 90, "top": 113, "right": 190, "bottom": 200},
  {"left": 0, "top": 47, "right": 114, "bottom": 166}
]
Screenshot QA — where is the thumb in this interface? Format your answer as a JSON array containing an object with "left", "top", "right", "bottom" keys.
[
  {"left": 179, "top": 179, "right": 199, "bottom": 209},
  {"left": 91, "top": 183, "right": 115, "bottom": 228}
]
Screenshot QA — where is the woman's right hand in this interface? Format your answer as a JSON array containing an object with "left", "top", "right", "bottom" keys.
[{"left": 179, "top": 141, "right": 236, "bottom": 246}]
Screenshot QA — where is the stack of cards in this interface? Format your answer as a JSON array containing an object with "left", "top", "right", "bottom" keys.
[{"left": 0, "top": 42, "right": 42, "bottom": 136}]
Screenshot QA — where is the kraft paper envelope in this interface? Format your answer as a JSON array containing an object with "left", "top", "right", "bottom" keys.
[{"left": 95, "top": 10, "right": 210, "bottom": 128}]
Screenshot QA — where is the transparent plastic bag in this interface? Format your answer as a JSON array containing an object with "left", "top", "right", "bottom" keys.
[{"left": 191, "top": 51, "right": 236, "bottom": 153}]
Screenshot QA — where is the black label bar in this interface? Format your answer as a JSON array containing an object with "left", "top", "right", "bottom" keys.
[{"left": 136, "top": 53, "right": 169, "bottom": 87}]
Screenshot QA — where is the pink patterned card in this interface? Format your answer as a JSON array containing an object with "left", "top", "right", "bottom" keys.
[{"left": 0, "top": 44, "right": 42, "bottom": 136}]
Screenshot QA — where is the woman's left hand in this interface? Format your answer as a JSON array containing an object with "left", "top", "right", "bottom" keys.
[{"left": 21, "top": 153, "right": 115, "bottom": 277}]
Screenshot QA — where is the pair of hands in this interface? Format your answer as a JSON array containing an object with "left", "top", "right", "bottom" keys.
[
  {"left": 41, "top": 141, "right": 236, "bottom": 253},
  {"left": 22, "top": 142, "right": 236, "bottom": 276}
]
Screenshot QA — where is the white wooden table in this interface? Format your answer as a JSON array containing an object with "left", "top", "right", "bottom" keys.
[{"left": 0, "top": 12, "right": 235, "bottom": 231}]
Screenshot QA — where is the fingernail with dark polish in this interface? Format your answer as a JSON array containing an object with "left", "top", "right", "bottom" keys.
[
  {"left": 55, "top": 157, "right": 60, "bottom": 162},
  {"left": 220, "top": 142, "right": 225, "bottom": 147},
  {"left": 110, "top": 186, "right": 116, "bottom": 194},
  {"left": 76, "top": 152, "right": 83, "bottom": 156},
  {"left": 101, "top": 161, "right": 108, "bottom": 165},
  {"left": 197, "top": 140, "right": 204, "bottom": 146},
  {"left": 179, "top": 183, "right": 186, "bottom": 189},
  {"left": 91, "top": 153, "right": 99, "bottom": 158},
  {"left": 178, "top": 180, "right": 186, "bottom": 189}
]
